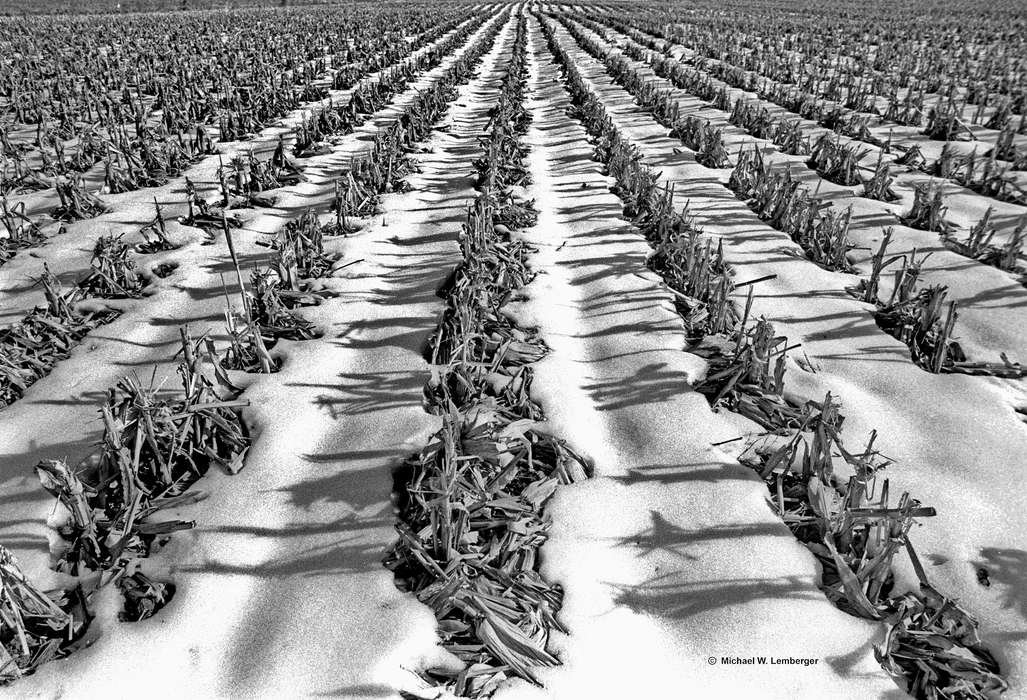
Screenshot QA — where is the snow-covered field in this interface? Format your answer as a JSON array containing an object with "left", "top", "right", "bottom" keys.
[{"left": 1, "top": 1, "right": 1024, "bottom": 699}]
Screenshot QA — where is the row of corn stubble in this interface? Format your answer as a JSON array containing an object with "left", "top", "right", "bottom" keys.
[{"left": 543, "top": 10, "right": 1007, "bottom": 700}]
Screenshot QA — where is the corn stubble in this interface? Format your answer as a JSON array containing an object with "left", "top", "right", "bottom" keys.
[
  {"left": 853, "top": 232, "right": 1025, "bottom": 377},
  {"left": 0, "top": 546, "right": 81, "bottom": 685},
  {"left": 387, "top": 16, "right": 591, "bottom": 697},
  {"left": 0, "top": 1, "right": 502, "bottom": 687},
  {"left": 546, "top": 11, "right": 1008, "bottom": 699},
  {"left": 942, "top": 209, "right": 1025, "bottom": 279},
  {"left": 1, "top": 329, "right": 249, "bottom": 681},
  {"left": 735, "top": 389, "right": 1005, "bottom": 697},
  {"left": 79, "top": 234, "right": 147, "bottom": 299},
  {"left": 0, "top": 267, "right": 120, "bottom": 408},
  {"left": 0, "top": 0, "right": 1020, "bottom": 695},
  {"left": 0, "top": 198, "right": 45, "bottom": 266},
  {"left": 700, "top": 329, "right": 1006, "bottom": 696},
  {"left": 729, "top": 146, "right": 855, "bottom": 273}
]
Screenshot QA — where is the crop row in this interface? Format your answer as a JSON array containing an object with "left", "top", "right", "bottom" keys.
[
  {"left": 555, "top": 12, "right": 1025, "bottom": 379},
  {"left": 598, "top": 0, "right": 1026, "bottom": 130},
  {"left": 592, "top": 13, "right": 1027, "bottom": 213},
  {"left": 0, "top": 11, "right": 506, "bottom": 414},
  {"left": 0, "top": 9, "right": 513, "bottom": 685},
  {"left": 385, "top": 14, "right": 591, "bottom": 698},
  {"left": 540, "top": 10, "right": 1006, "bottom": 699},
  {"left": 0, "top": 12, "right": 485, "bottom": 273}
]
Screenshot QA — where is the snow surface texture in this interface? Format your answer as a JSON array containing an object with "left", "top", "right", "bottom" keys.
[
  {"left": 3, "top": 14, "right": 509, "bottom": 699},
  {"left": 547, "top": 12, "right": 1027, "bottom": 698},
  {"left": 1, "top": 4, "right": 1025, "bottom": 700},
  {"left": 497, "top": 17, "right": 898, "bottom": 700}
]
